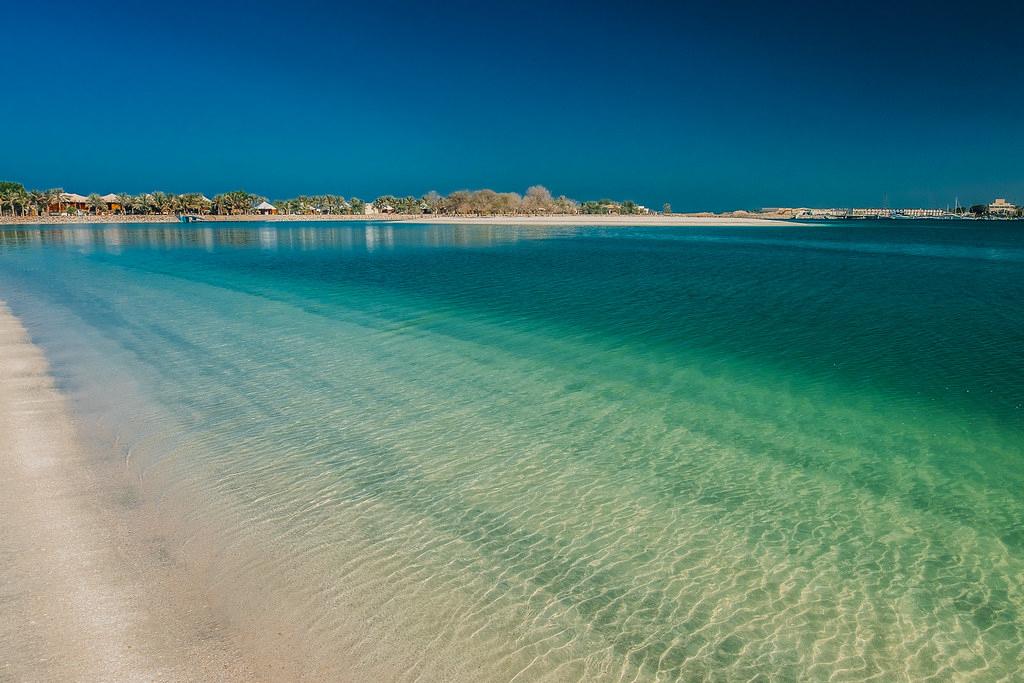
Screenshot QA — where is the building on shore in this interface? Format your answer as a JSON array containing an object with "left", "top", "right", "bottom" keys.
[
  {"left": 766, "top": 205, "right": 974, "bottom": 219},
  {"left": 100, "top": 194, "right": 122, "bottom": 213},
  {"left": 849, "top": 208, "right": 893, "bottom": 218},
  {"left": 49, "top": 192, "right": 123, "bottom": 214},
  {"left": 53, "top": 193, "right": 89, "bottom": 213},
  {"left": 988, "top": 198, "right": 1017, "bottom": 216},
  {"left": 254, "top": 201, "right": 278, "bottom": 215}
]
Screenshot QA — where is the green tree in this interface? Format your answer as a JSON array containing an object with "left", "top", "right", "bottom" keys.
[
  {"left": 553, "top": 195, "right": 578, "bottom": 214},
  {"left": 118, "top": 193, "right": 135, "bottom": 214},
  {"left": 47, "top": 188, "right": 65, "bottom": 215},
  {"left": 212, "top": 190, "right": 260, "bottom": 215},
  {"left": 373, "top": 195, "right": 398, "bottom": 213},
  {"left": 0, "top": 181, "right": 27, "bottom": 216},
  {"left": 28, "top": 189, "right": 48, "bottom": 216},
  {"left": 133, "top": 194, "right": 154, "bottom": 214},
  {"left": 149, "top": 192, "right": 171, "bottom": 214},
  {"left": 42, "top": 188, "right": 62, "bottom": 215},
  {"left": 662, "top": 202, "right": 672, "bottom": 215},
  {"left": 87, "top": 193, "right": 106, "bottom": 214}
]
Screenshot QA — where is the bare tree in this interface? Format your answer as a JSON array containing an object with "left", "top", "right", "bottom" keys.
[{"left": 523, "top": 185, "right": 554, "bottom": 214}]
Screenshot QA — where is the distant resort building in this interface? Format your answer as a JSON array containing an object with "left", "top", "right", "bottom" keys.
[
  {"left": 49, "top": 192, "right": 123, "bottom": 214},
  {"left": 776, "top": 206, "right": 961, "bottom": 220},
  {"left": 100, "top": 193, "right": 122, "bottom": 213},
  {"left": 254, "top": 201, "right": 278, "bottom": 215},
  {"left": 988, "top": 198, "right": 1016, "bottom": 216},
  {"left": 54, "top": 193, "right": 89, "bottom": 213}
]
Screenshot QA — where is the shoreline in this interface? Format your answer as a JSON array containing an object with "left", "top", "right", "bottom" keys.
[
  {"left": 0, "top": 213, "right": 792, "bottom": 226},
  {"left": 0, "top": 302, "right": 258, "bottom": 682}
]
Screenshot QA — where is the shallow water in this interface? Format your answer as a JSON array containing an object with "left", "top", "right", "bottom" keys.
[{"left": 1, "top": 220, "right": 1022, "bottom": 680}]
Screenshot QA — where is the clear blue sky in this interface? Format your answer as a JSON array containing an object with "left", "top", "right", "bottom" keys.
[{"left": 3, "top": 0, "right": 1022, "bottom": 210}]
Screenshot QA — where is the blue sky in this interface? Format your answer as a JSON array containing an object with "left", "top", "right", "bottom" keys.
[{"left": 3, "top": 0, "right": 1023, "bottom": 210}]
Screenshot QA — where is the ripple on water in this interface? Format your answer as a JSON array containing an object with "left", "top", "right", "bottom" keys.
[{"left": 0, "top": 223, "right": 1022, "bottom": 681}]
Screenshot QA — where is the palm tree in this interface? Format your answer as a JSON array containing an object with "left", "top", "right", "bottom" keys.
[
  {"left": 118, "top": 193, "right": 134, "bottom": 215},
  {"left": 45, "top": 188, "right": 62, "bottom": 215},
  {"left": 149, "top": 192, "right": 170, "bottom": 214},
  {"left": 0, "top": 181, "right": 26, "bottom": 216},
  {"left": 27, "top": 189, "right": 47, "bottom": 216},
  {"left": 46, "top": 188, "right": 65, "bottom": 215},
  {"left": 171, "top": 194, "right": 187, "bottom": 214},
  {"left": 178, "top": 193, "right": 209, "bottom": 214},
  {"left": 132, "top": 194, "right": 151, "bottom": 215},
  {"left": 230, "top": 190, "right": 260, "bottom": 214},
  {"left": 87, "top": 193, "right": 106, "bottom": 215}
]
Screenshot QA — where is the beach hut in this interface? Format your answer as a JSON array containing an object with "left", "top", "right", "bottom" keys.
[
  {"left": 101, "top": 193, "right": 122, "bottom": 213},
  {"left": 255, "top": 201, "right": 278, "bottom": 215},
  {"left": 54, "top": 192, "right": 89, "bottom": 214}
]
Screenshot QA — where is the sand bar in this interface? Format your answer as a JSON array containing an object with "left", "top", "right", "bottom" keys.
[{"left": 0, "top": 213, "right": 791, "bottom": 226}]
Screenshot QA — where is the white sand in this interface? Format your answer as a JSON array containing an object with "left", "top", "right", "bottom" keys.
[
  {"left": 0, "top": 301, "right": 258, "bottom": 682},
  {"left": 393, "top": 214, "right": 790, "bottom": 226},
  {"left": 0, "top": 213, "right": 791, "bottom": 226}
]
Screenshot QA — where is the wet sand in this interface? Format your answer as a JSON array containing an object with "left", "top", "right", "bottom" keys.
[{"left": 0, "top": 301, "right": 258, "bottom": 682}]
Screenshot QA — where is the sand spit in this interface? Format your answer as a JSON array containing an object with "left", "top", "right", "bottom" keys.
[
  {"left": 397, "top": 214, "right": 790, "bottom": 226},
  {"left": 0, "top": 301, "right": 257, "bottom": 682},
  {"left": 0, "top": 213, "right": 791, "bottom": 226}
]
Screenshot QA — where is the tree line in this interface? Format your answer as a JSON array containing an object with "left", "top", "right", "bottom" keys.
[{"left": 0, "top": 181, "right": 652, "bottom": 217}]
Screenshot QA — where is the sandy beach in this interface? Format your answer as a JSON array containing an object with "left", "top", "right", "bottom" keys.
[
  {"left": 398, "top": 214, "right": 790, "bottom": 226},
  {"left": 0, "top": 213, "right": 791, "bottom": 226},
  {"left": 0, "top": 302, "right": 257, "bottom": 682}
]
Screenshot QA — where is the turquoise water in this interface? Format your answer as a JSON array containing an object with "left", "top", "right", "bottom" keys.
[{"left": 1, "top": 221, "right": 1022, "bottom": 680}]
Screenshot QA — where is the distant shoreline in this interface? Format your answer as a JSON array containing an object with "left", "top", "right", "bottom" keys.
[{"left": 0, "top": 213, "right": 793, "bottom": 226}]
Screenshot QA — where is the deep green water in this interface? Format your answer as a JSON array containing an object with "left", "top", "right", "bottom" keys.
[{"left": 1, "top": 221, "right": 1022, "bottom": 680}]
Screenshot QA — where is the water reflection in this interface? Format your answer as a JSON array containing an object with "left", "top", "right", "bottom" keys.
[{"left": 0, "top": 222, "right": 562, "bottom": 254}]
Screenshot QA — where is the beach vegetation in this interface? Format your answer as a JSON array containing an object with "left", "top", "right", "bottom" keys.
[
  {"left": 580, "top": 199, "right": 645, "bottom": 215},
  {"left": 212, "top": 190, "right": 264, "bottom": 215},
  {"left": 0, "top": 181, "right": 28, "bottom": 216},
  {"left": 87, "top": 194, "right": 106, "bottom": 214},
  {"left": 0, "top": 180, "right": 647, "bottom": 218}
]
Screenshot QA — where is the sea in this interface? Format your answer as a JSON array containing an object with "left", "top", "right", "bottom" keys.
[{"left": 1, "top": 220, "right": 1021, "bottom": 680}]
